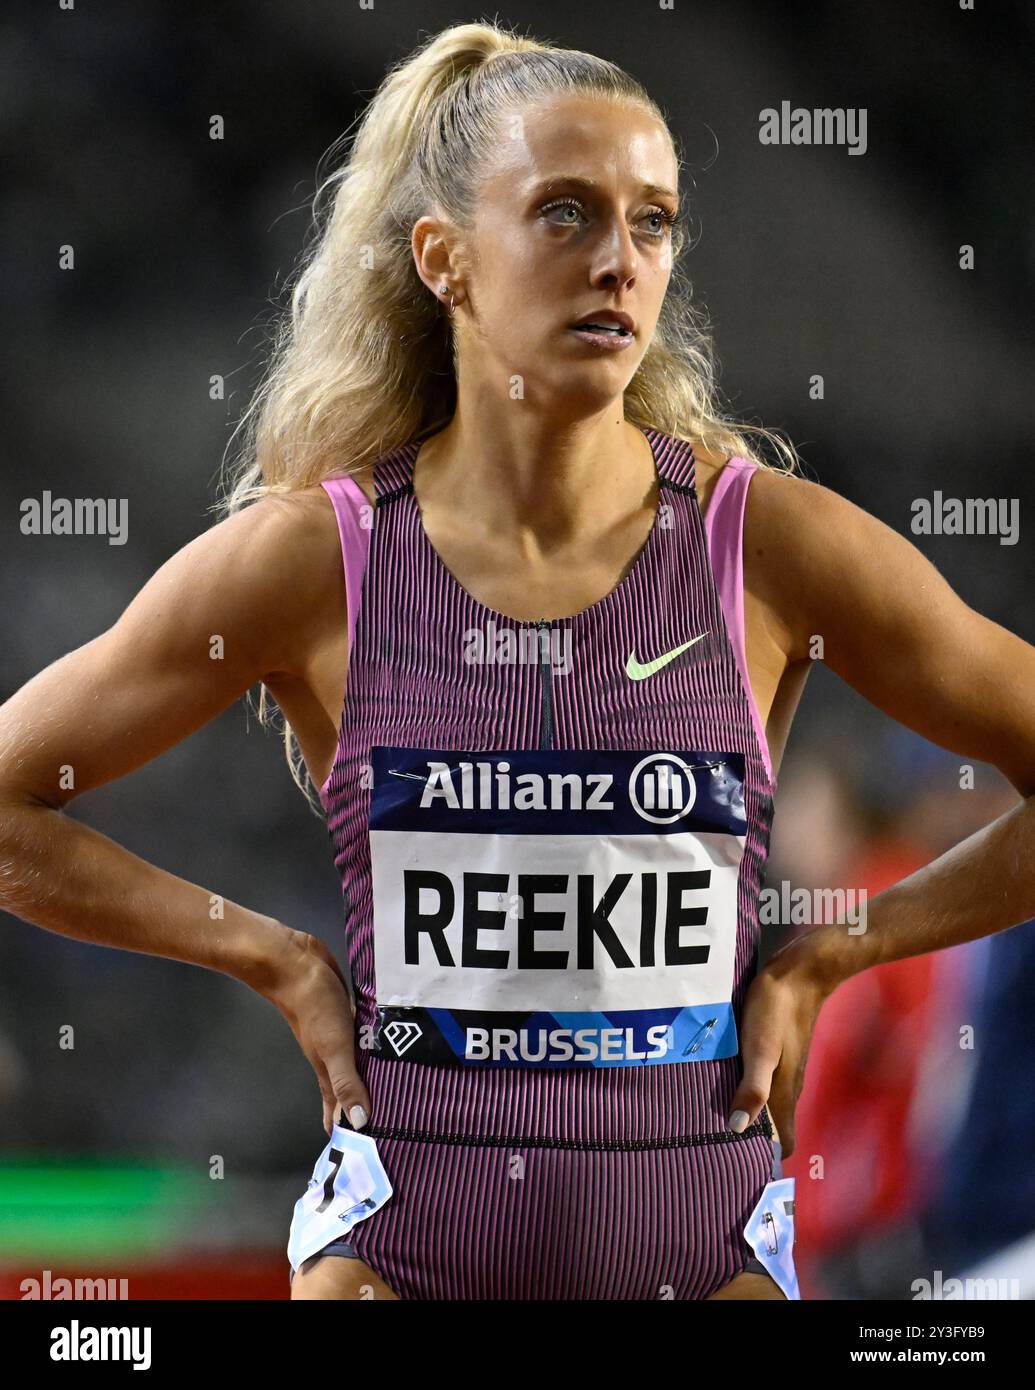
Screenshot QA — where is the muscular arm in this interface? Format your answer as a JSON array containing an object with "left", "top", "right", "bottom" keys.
[
  {"left": 0, "top": 488, "right": 340, "bottom": 991},
  {"left": 747, "top": 467, "right": 1035, "bottom": 976}
]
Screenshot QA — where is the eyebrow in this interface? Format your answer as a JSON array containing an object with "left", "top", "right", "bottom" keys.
[{"left": 528, "top": 175, "right": 680, "bottom": 204}]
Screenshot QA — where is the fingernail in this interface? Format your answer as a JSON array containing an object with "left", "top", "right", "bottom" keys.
[
  {"left": 728, "top": 1109, "right": 750, "bottom": 1133},
  {"left": 348, "top": 1104, "right": 369, "bottom": 1130}
]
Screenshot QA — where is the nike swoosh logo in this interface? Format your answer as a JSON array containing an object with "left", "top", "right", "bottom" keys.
[{"left": 625, "top": 631, "right": 711, "bottom": 680}]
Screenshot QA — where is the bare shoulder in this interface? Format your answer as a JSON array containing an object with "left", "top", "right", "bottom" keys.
[
  {"left": 239, "top": 471, "right": 375, "bottom": 678},
  {"left": 250, "top": 462, "right": 376, "bottom": 581},
  {"left": 742, "top": 464, "right": 907, "bottom": 603},
  {"left": 737, "top": 466, "right": 889, "bottom": 659},
  {"left": 146, "top": 476, "right": 366, "bottom": 686},
  {"left": 220, "top": 485, "right": 340, "bottom": 603}
]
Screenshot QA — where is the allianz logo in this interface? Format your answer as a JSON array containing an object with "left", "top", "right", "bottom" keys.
[{"left": 413, "top": 753, "right": 704, "bottom": 824}]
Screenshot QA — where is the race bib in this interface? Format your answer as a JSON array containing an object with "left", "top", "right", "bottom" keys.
[
  {"left": 743, "top": 1177, "right": 799, "bottom": 1300},
  {"left": 368, "top": 746, "right": 747, "bottom": 1069},
  {"left": 286, "top": 1125, "right": 393, "bottom": 1275}
]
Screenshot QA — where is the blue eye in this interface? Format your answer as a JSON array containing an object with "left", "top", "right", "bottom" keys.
[
  {"left": 540, "top": 198, "right": 587, "bottom": 225},
  {"left": 643, "top": 208, "right": 680, "bottom": 236}
]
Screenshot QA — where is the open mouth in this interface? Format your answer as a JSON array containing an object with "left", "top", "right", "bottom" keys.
[
  {"left": 568, "top": 320, "right": 635, "bottom": 345},
  {"left": 575, "top": 321, "right": 627, "bottom": 334}
]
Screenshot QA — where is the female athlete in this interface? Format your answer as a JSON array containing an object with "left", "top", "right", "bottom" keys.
[{"left": 2, "top": 22, "right": 1034, "bottom": 1302}]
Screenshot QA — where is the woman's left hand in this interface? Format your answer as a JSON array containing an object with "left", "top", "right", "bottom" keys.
[{"left": 725, "top": 926, "right": 850, "bottom": 1156}]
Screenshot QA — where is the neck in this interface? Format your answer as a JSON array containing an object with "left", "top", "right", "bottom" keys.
[{"left": 412, "top": 404, "right": 657, "bottom": 557}]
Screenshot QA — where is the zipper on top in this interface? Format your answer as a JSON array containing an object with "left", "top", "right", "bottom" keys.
[{"left": 535, "top": 618, "right": 553, "bottom": 750}]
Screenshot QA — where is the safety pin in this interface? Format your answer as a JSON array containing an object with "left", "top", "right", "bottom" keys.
[
  {"left": 762, "top": 1210, "right": 779, "bottom": 1255},
  {"left": 682, "top": 1016, "right": 719, "bottom": 1056},
  {"left": 338, "top": 1196, "right": 377, "bottom": 1222}
]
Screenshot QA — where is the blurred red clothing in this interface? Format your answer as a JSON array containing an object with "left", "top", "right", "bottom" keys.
[{"left": 781, "top": 836, "right": 960, "bottom": 1293}]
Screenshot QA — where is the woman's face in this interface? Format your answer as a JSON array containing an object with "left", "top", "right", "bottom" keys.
[{"left": 423, "top": 93, "right": 680, "bottom": 414}]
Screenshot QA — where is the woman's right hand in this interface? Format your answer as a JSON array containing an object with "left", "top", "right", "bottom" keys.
[{"left": 262, "top": 928, "right": 372, "bottom": 1137}]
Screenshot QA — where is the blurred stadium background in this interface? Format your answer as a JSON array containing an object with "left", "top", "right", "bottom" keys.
[{"left": 2, "top": 1, "right": 1033, "bottom": 1299}]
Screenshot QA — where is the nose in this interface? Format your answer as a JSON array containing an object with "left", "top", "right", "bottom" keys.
[{"left": 589, "top": 214, "right": 638, "bottom": 292}]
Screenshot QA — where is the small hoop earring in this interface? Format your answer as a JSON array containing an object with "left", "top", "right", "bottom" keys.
[{"left": 439, "top": 285, "right": 455, "bottom": 318}]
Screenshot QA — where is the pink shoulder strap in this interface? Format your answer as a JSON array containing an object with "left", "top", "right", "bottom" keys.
[
  {"left": 318, "top": 475, "right": 372, "bottom": 799},
  {"left": 320, "top": 474, "right": 372, "bottom": 656},
  {"left": 703, "top": 458, "right": 775, "bottom": 789}
]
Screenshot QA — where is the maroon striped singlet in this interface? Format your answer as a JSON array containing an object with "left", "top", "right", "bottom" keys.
[{"left": 312, "top": 425, "right": 778, "bottom": 1298}]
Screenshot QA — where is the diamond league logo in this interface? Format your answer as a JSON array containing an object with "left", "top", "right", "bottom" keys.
[
  {"left": 384, "top": 1020, "right": 423, "bottom": 1056},
  {"left": 628, "top": 753, "right": 699, "bottom": 824}
]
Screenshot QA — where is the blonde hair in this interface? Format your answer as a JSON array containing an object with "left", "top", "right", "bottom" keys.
[{"left": 215, "top": 19, "right": 801, "bottom": 809}]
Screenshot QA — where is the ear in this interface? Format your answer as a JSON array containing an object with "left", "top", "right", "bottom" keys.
[{"left": 412, "top": 213, "right": 457, "bottom": 301}]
